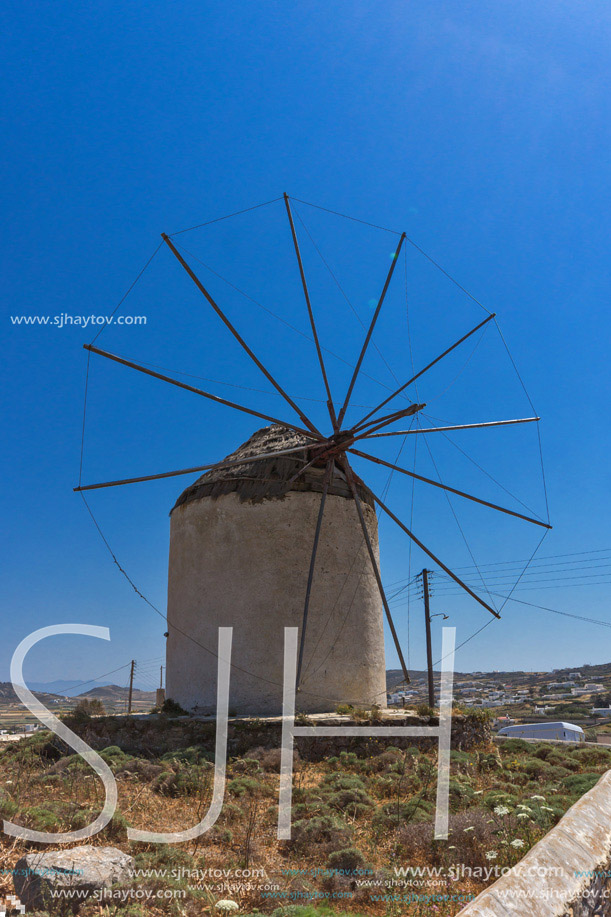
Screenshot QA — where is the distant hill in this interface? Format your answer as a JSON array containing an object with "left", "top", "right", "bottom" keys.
[
  {"left": 78, "top": 684, "right": 155, "bottom": 703},
  {"left": 25, "top": 680, "right": 152, "bottom": 696},
  {"left": 27, "top": 679, "right": 100, "bottom": 695},
  {"left": 0, "top": 682, "right": 66, "bottom": 704}
]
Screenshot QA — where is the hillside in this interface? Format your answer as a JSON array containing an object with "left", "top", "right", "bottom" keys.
[
  {"left": 78, "top": 684, "right": 155, "bottom": 704},
  {"left": 0, "top": 682, "right": 67, "bottom": 704}
]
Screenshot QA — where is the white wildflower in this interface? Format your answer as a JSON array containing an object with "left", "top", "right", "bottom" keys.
[
  {"left": 510, "top": 839, "right": 525, "bottom": 849},
  {"left": 530, "top": 794, "right": 545, "bottom": 801},
  {"left": 485, "top": 851, "right": 498, "bottom": 860},
  {"left": 216, "top": 902, "right": 239, "bottom": 912},
  {"left": 494, "top": 805, "right": 510, "bottom": 816},
  {"left": 463, "top": 826, "right": 475, "bottom": 832}
]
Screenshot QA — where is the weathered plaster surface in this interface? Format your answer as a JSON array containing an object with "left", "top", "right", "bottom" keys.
[{"left": 166, "top": 490, "right": 387, "bottom": 714}]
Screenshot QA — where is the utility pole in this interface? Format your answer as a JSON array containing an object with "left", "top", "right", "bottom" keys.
[
  {"left": 156, "top": 665, "right": 166, "bottom": 708},
  {"left": 422, "top": 569, "right": 435, "bottom": 708},
  {"left": 127, "top": 660, "right": 135, "bottom": 714}
]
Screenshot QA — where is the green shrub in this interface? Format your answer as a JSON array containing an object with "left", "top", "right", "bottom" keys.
[
  {"left": 335, "top": 704, "right": 354, "bottom": 716},
  {"left": 570, "top": 746, "right": 611, "bottom": 767},
  {"left": 227, "top": 776, "right": 271, "bottom": 798},
  {"left": 160, "top": 745, "right": 213, "bottom": 765},
  {"left": 322, "top": 773, "right": 366, "bottom": 792},
  {"left": 230, "top": 757, "right": 262, "bottom": 775},
  {"left": 448, "top": 778, "right": 475, "bottom": 809},
  {"left": 0, "top": 794, "right": 18, "bottom": 819},
  {"left": 71, "top": 697, "right": 106, "bottom": 719},
  {"left": 482, "top": 791, "right": 519, "bottom": 811},
  {"left": 134, "top": 845, "right": 195, "bottom": 871},
  {"left": 159, "top": 698, "right": 189, "bottom": 716},
  {"left": 560, "top": 773, "right": 601, "bottom": 796},
  {"left": 326, "top": 788, "right": 375, "bottom": 815},
  {"left": 368, "top": 748, "right": 404, "bottom": 773},
  {"left": 499, "top": 738, "right": 531, "bottom": 753},
  {"left": 152, "top": 763, "right": 212, "bottom": 797},
  {"left": 450, "top": 750, "right": 472, "bottom": 773},
  {"left": 477, "top": 750, "right": 502, "bottom": 772},
  {"left": 327, "top": 846, "right": 368, "bottom": 874},
  {"left": 373, "top": 799, "right": 433, "bottom": 827},
  {"left": 416, "top": 704, "right": 436, "bottom": 718},
  {"left": 288, "top": 814, "right": 352, "bottom": 853}
]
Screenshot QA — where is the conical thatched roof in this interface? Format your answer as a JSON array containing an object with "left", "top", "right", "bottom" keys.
[{"left": 172, "top": 424, "right": 374, "bottom": 510}]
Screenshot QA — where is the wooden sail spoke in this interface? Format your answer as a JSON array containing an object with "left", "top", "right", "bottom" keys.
[
  {"left": 284, "top": 194, "right": 337, "bottom": 431},
  {"left": 352, "top": 313, "right": 496, "bottom": 433},
  {"left": 349, "top": 447, "right": 551, "bottom": 529},
  {"left": 362, "top": 417, "right": 540, "bottom": 438},
  {"left": 161, "top": 233, "right": 321, "bottom": 437},
  {"left": 296, "top": 460, "right": 334, "bottom": 691},
  {"left": 353, "top": 402, "right": 426, "bottom": 438},
  {"left": 74, "top": 444, "right": 314, "bottom": 493},
  {"left": 367, "top": 487, "right": 501, "bottom": 619},
  {"left": 84, "top": 344, "right": 323, "bottom": 441},
  {"left": 343, "top": 459, "right": 410, "bottom": 684},
  {"left": 336, "top": 234, "right": 406, "bottom": 428}
]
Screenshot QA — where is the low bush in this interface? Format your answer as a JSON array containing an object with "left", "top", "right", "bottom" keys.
[
  {"left": 288, "top": 814, "right": 352, "bottom": 854},
  {"left": 327, "top": 847, "right": 368, "bottom": 874},
  {"left": 322, "top": 773, "right": 367, "bottom": 793},
  {"left": 246, "top": 746, "right": 300, "bottom": 773},
  {"left": 560, "top": 772, "right": 602, "bottom": 796},
  {"left": 326, "top": 788, "right": 375, "bottom": 816},
  {"left": 152, "top": 763, "right": 212, "bottom": 798},
  {"left": 160, "top": 745, "right": 213, "bottom": 765},
  {"left": 499, "top": 738, "right": 531, "bottom": 753}
]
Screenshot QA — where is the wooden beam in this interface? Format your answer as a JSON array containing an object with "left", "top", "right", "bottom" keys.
[
  {"left": 343, "top": 459, "right": 411, "bottom": 684},
  {"left": 362, "top": 417, "right": 540, "bottom": 438},
  {"left": 284, "top": 194, "right": 337, "bottom": 431},
  {"left": 336, "top": 234, "right": 406, "bottom": 428},
  {"left": 161, "top": 233, "right": 321, "bottom": 437},
  {"left": 368, "top": 487, "right": 501, "bottom": 618},
  {"left": 349, "top": 447, "right": 551, "bottom": 529},
  {"left": 74, "top": 444, "right": 313, "bottom": 492},
  {"left": 296, "top": 460, "right": 334, "bottom": 691},
  {"left": 84, "top": 344, "right": 323, "bottom": 441},
  {"left": 352, "top": 313, "right": 495, "bottom": 433}
]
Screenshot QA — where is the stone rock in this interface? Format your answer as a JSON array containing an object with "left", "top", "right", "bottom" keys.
[{"left": 13, "top": 846, "right": 134, "bottom": 910}]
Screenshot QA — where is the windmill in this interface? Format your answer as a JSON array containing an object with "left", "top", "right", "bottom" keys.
[{"left": 75, "top": 194, "right": 551, "bottom": 714}]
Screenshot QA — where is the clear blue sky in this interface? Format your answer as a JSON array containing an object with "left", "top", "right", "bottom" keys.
[{"left": 2, "top": 1, "right": 610, "bottom": 689}]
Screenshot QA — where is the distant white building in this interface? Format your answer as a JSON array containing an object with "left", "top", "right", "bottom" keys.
[
  {"left": 591, "top": 706, "right": 611, "bottom": 717},
  {"left": 497, "top": 721, "right": 585, "bottom": 743},
  {"left": 493, "top": 716, "right": 515, "bottom": 728},
  {"left": 584, "top": 684, "right": 605, "bottom": 691}
]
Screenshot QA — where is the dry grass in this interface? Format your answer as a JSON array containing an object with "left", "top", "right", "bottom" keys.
[{"left": 0, "top": 732, "right": 610, "bottom": 916}]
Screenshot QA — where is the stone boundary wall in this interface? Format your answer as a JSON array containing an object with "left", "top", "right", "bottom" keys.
[
  {"left": 458, "top": 770, "right": 611, "bottom": 917},
  {"left": 62, "top": 710, "right": 490, "bottom": 759}
]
